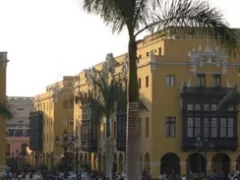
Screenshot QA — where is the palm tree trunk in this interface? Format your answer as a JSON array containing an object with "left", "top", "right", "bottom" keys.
[
  {"left": 126, "top": 36, "right": 141, "bottom": 180},
  {"left": 105, "top": 118, "right": 112, "bottom": 179}
]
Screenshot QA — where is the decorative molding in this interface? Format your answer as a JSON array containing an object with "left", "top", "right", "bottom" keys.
[
  {"left": 189, "top": 44, "right": 227, "bottom": 67},
  {"left": 105, "top": 53, "right": 116, "bottom": 74}
]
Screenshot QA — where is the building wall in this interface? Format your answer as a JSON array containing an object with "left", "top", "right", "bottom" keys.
[
  {"left": 0, "top": 52, "right": 8, "bottom": 171},
  {"left": 6, "top": 96, "right": 33, "bottom": 157},
  {"left": 34, "top": 76, "right": 74, "bottom": 167},
  {"left": 150, "top": 39, "right": 240, "bottom": 177},
  {"left": 73, "top": 31, "right": 240, "bottom": 178},
  {"left": 6, "top": 137, "right": 30, "bottom": 156}
]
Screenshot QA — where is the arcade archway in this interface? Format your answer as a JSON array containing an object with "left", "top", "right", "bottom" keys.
[
  {"left": 160, "top": 153, "right": 180, "bottom": 175},
  {"left": 144, "top": 153, "right": 150, "bottom": 172},
  {"left": 98, "top": 153, "right": 102, "bottom": 171},
  {"left": 236, "top": 156, "right": 240, "bottom": 171},
  {"left": 113, "top": 153, "right": 117, "bottom": 173},
  {"left": 187, "top": 153, "right": 206, "bottom": 176},
  {"left": 118, "top": 153, "right": 123, "bottom": 173},
  {"left": 212, "top": 153, "right": 230, "bottom": 178}
]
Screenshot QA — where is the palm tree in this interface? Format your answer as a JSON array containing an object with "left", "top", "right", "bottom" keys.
[
  {"left": 81, "top": 0, "right": 240, "bottom": 179},
  {"left": 0, "top": 102, "right": 12, "bottom": 119},
  {"left": 77, "top": 67, "right": 147, "bottom": 179}
]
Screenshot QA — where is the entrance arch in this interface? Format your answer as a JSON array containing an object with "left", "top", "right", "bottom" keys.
[
  {"left": 212, "top": 153, "right": 230, "bottom": 177},
  {"left": 160, "top": 153, "right": 180, "bottom": 175},
  {"left": 187, "top": 153, "right": 206, "bottom": 176},
  {"left": 144, "top": 153, "right": 150, "bottom": 172},
  {"left": 118, "top": 153, "right": 123, "bottom": 173},
  {"left": 236, "top": 156, "right": 240, "bottom": 171},
  {"left": 93, "top": 154, "right": 97, "bottom": 170},
  {"left": 84, "top": 153, "right": 88, "bottom": 163},
  {"left": 113, "top": 153, "right": 117, "bottom": 173},
  {"left": 98, "top": 153, "right": 102, "bottom": 171},
  {"left": 103, "top": 154, "right": 106, "bottom": 172}
]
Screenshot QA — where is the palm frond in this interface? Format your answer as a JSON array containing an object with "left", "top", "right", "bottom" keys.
[
  {"left": 218, "top": 91, "right": 240, "bottom": 110},
  {"left": 135, "top": 0, "right": 239, "bottom": 56},
  {"left": 0, "top": 103, "right": 12, "bottom": 119},
  {"left": 114, "top": 75, "right": 148, "bottom": 112},
  {"left": 82, "top": 0, "right": 127, "bottom": 34},
  {"left": 77, "top": 90, "right": 104, "bottom": 124}
]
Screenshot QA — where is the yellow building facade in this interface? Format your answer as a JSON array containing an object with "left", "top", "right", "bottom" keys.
[
  {"left": 0, "top": 52, "right": 8, "bottom": 171},
  {"left": 34, "top": 76, "right": 75, "bottom": 168},
  {"left": 73, "top": 31, "right": 240, "bottom": 179}
]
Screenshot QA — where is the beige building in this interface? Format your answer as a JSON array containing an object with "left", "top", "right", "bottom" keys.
[
  {"left": 73, "top": 30, "right": 240, "bottom": 179},
  {"left": 34, "top": 76, "right": 75, "bottom": 168}
]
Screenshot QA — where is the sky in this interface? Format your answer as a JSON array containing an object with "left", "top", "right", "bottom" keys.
[{"left": 0, "top": 0, "right": 239, "bottom": 97}]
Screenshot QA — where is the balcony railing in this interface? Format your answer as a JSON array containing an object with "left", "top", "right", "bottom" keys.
[
  {"left": 181, "top": 86, "right": 236, "bottom": 95},
  {"left": 182, "top": 137, "right": 237, "bottom": 151},
  {"left": 116, "top": 109, "right": 126, "bottom": 151},
  {"left": 81, "top": 120, "right": 98, "bottom": 152}
]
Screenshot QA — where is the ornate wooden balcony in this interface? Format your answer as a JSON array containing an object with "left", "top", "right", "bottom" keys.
[{"left": 116, "top": 108, "right": 126, "bottom": 151}]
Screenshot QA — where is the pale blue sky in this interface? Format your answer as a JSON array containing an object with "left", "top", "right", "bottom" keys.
[{"left": 0, "top": 0, "right": 239, "bottom": 96}]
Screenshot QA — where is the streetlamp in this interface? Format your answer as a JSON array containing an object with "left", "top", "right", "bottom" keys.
[
  {"left": 71, "top": 135, "right": 82, "bottom": 180},
  {"left": 55, "top": 130, "right": 71, "bottom": 178}
]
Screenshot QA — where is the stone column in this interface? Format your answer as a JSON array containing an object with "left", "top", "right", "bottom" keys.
[
  {"left": 207, "top": 161, "right": 212, "bottom": 173},
  {"left": 231, "top": 162, "right": 237, "bottom": 173},
  {"left": 180, "top": 161, "right": 187, "bottom": 176}
]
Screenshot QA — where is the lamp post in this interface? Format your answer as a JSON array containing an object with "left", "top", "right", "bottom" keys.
[
  {"left": 71, "top": 136, "right": 82, "bottom": 180},
  {"left": 55, "top": 129, "right": 70, "bottom": 178}
]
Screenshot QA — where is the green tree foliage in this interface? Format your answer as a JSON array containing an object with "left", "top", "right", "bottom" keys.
[
  {"left": 0, "top": 102, "right": 12, "bottom": 119},
  {"left": 76, "top": 67, "right": 147, "bottom": 126}
]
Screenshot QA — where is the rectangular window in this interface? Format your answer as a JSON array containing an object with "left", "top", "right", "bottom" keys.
[
  {"left": 197, "top": 74, "right": 206, "bottom": 87},
  {"left": 82, "top": 106, "right": 92, "bottom": 120},
  {"left": 228, "top": 118, "right": 234, "bottom": 137},
  {"left": 159, "top": 48, "right": 162, "bottom": 55},
  {"left": 228, "top": 105, "right": 234, "bottom": 111},
  {"left": 213, "top": 74, "right": 221, "bottom": 87},
  {"left": 138, "top": 78, "right": 141, "bottom": 88},
  {"left": 165, "top": 75, "right": 175, "bottom": 87},
  {"left": 17, "top": 108, "right": 24, "bottom": 111},
  {"left": 194, "top": 117, "right": 201, "bottom": 137},
  {"left": 187, "top": 104, "right": 193, "bottom": 111},
  {"left": 220, "top": 118, "right": 227, "bottom": 137},
  {"left": 203, "top": 118, "right": 209, "bottom": 137},
  {"left": 211, "top": 118, "right": 218, "bottom": 137},
  {"left": 146, "top": 52, "right": 149, "bottom": 56},
  {"left": 195, "top": 104, "right": 201, "bottom": 111},
  {"left": 145, "top": 117, "right": 149, "bottom": 138},
  {"left": 211, "top": 104, "right": 217, "bottom": 111},
  {"left": 165, "top": 117, "right": 176, "bottom": 137},
  {"left": 204, "top": 104, "right": 209, "bottom": 111},
  {"left": 145, "top": 76, "right": 149, "bottom": 87},
  {"left": 187, "top": 117, "right": 193, "bottom": 137}
]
